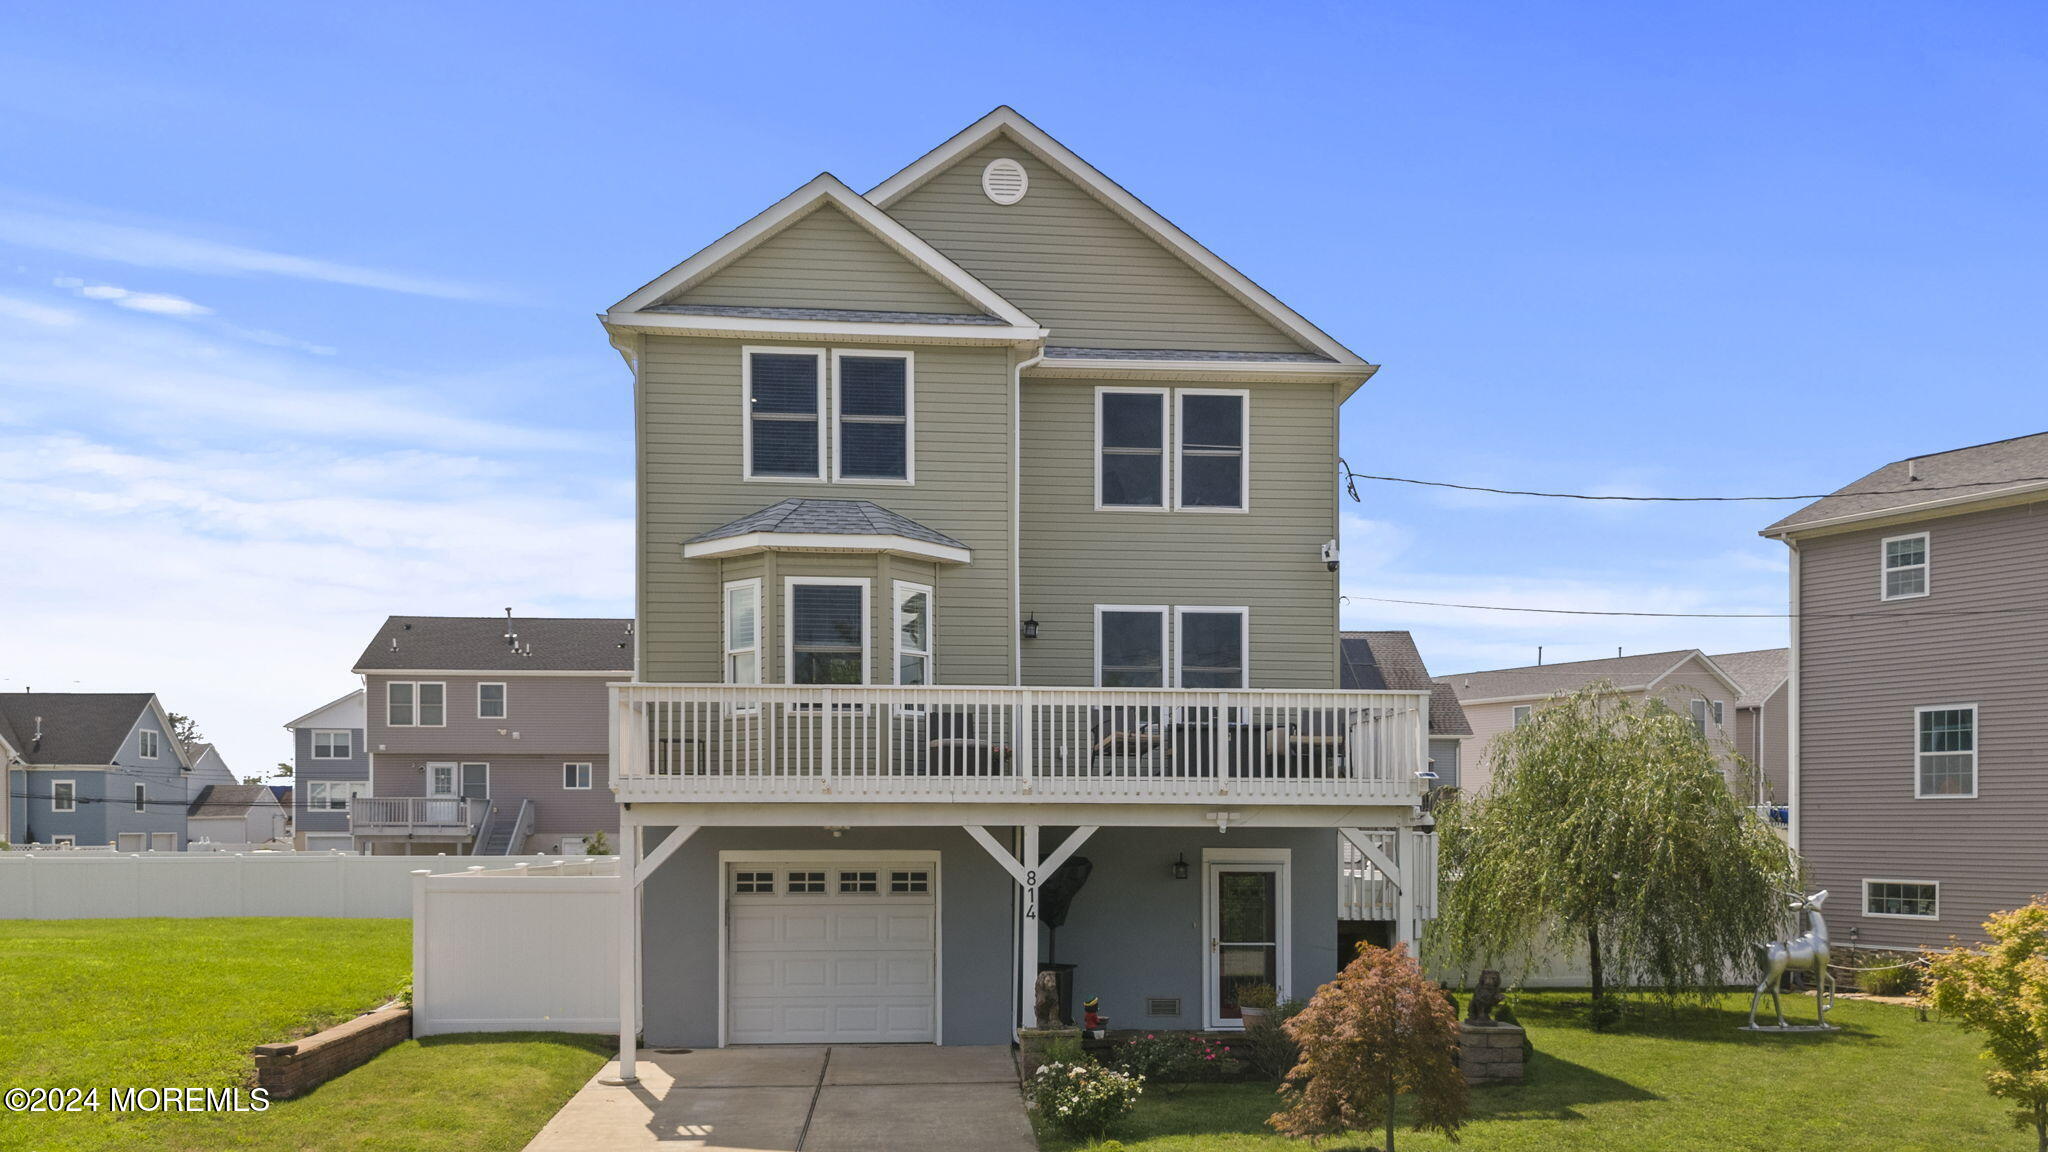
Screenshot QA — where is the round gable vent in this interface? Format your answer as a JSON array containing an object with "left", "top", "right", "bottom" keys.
[{"left": 981, "top": 157, "right": 1029, "bottom": 205}]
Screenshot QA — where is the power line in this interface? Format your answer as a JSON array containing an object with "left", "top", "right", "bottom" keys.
[
  {"left": 1335, "top": 459, "right": 2048, "bottom": 504},
  {"left": 1346, "top": 594, "right": 2048, "bottom": 620}
]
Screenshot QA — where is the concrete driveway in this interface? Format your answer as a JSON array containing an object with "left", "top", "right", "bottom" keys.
[{"left": 524, "top": 1045, "right": 1035, "bottom": 1152}]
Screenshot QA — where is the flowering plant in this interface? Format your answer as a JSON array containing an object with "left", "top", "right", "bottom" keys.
[
  {"left": 1026, "top": 1061, "right": 1144, "bottom": 1139},
  {"left": 1112, "top": 1032, "right": 1230, "bottom": 1084}
]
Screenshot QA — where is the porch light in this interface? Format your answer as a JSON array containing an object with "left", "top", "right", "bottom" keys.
[
  {"left": 1171, "top": 853, "right": 1189, "bottom": 881},
  {"left": 1021, "top": 613, "right": 1039, "bottom": 640}
]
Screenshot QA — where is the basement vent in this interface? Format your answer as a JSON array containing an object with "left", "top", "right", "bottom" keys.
[
  {"left": 981, "top": 157, "right": 1029, "bottom": 205},
  {"left": 1144, "top": 997, "right": 1181, "bottom": 1017}
]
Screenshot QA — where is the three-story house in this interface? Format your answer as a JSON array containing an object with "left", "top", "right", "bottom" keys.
[
  {"left": 598, "top": 108, "right": 1433, "bottom": 1069},
  {"left": 285, "top": 688, "right": 368, "bottom": 851}
]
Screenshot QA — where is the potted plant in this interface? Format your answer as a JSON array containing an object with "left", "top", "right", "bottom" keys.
[{"left": 1236, "top": 982, "right": 1279, "bottom": 1027}]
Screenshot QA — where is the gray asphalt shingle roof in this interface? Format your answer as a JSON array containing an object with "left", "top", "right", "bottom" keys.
[
  {"left": 188, "top": 784, "right": 275, "bottom": 819},
  {"left": 0, "top": 693, "right": 152, "bottom": 766},
  {"left": 689, "top": 499, "right": 968, "bottom": 550},
  {"left": 644, "top": 304, "right": 1006, "bottom": 325},
  {"left": 354, "top": 617, "right": 635, "bottom": 672},
  {"left": 1338, "top": 631, "right": 1472, "bottom": 736},
  {"left": 1765, "top": 431, "right": 2048, "bottom": 533},
  {"left": 1441, "top": 650, "right": 1705, "bottom": 702},
  {"left": 1044, "top": 346, "right": 1335, "bottom": 363},
  {"left": 1710, "top": 648, "right": 1790, "bottom": 707}
]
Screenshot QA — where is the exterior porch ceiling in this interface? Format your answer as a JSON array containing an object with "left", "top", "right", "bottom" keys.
[
  {"left": 682, "top": 498, "right": 971, "bottom": 565},
  {"left": 614, "top": 800, "right": 1425, "bottom": 830}
]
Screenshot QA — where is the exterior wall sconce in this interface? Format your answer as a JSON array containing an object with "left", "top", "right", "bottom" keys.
[
  {"left": 1171, "top": 853, "right": 1189, "bottom": 880},
  {"left": 1021, "top": 614, "right": 1039, "bottom": 640}
]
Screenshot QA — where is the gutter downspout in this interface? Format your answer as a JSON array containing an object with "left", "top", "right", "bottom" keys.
[
  {"left": 1787, "top": 539, "right": 1802, "bottom": 855},
  {"left": 1013, "top": 351, "right": 1045, "bottom": 685}
]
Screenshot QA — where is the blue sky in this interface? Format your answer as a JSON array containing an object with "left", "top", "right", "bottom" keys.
[{"left": 3, "top": 2, "right": 2044, "bottom": 774}]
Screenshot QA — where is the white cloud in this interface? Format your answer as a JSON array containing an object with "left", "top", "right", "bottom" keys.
[
  {"left": 73, "top": 282, "right": 213, "bottom": 316},
  {"left": 0, "top": 293, "right": 78, "bottom": 327},
  {"left": 0, "top": 205, "right": 502, "bottom": 302}
]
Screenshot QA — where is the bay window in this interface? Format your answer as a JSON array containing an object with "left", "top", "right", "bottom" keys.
[
  {"left": 895, "top": 582, "right": 933, "bottom": 686},
  {"left": 786, "top": 578, "right": 868, "bottom": 685},
  {"left": 724, "top": 579, "right": 762, "bottom": 685}
]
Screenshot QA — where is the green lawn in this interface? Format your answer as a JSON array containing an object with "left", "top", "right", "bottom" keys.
[
  {"left": 1039, "top": 993, "right": 2016, "bottom": 1152},
  {"left": 0, "top": 919, "right": 611, "bottom": 1152}
]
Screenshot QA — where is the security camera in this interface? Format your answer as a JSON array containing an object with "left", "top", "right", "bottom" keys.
[{"left": 1321, "top": 539, "right": 1339, "bottom": 572}]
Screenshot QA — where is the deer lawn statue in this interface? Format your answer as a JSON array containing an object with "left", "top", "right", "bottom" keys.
[{"left": 1744, "top": 889, "right": 1839, "bottom": 1032}]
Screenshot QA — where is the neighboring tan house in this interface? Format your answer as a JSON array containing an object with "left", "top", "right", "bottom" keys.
[
  {"left": 1441, "top": 649, "right": 1747, "bottom": 795},
  {"left": 0, "top": 692, "right": 193, "bottom": 850},
  {"left": 1711, "top": 648, "right": 1790, "bottom": 809},
  {"left": 183, "top": 742, "right": 238, "bottom": 791},
  {"left": 187, "top": 783, "right": 288, "bottom": 846},
  {"left": 351, "top": 616, "right": 629, "bottom": 856},
  {"left": 1762, "top": 431, "right": 2048, "bottom": 949},
  {"left": 598, "top": 106, "right": 1434, "bottom": 1063},
  {"left": 286, "top": 689, "right": 368, "bottom": 851}
]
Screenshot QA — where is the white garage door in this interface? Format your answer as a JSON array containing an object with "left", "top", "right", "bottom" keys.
[{"left": 727, "top": 858, "right": 937, "bottom": 1044}]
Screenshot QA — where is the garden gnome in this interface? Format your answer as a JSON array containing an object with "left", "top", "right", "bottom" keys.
[{"left": 1083, "top": 997, "right": 1105, "bottom": 1031}]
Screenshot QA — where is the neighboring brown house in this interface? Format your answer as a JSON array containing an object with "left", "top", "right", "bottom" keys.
[
  {"left": 1710, "top": 648, "right": 1790, "bottom": 808},
  {"left": 1762, "top": 431, "right": 2048, "bottom": 949},
  {"left": 349, "top": 616, "right": 631, "bottom": 856},
  {"left": 1440, "top": 649, "right": 1747, "bottom": 796}
]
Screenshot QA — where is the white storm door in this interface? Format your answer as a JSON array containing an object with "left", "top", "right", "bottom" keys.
[{"left": 1204, "top": 850, "right": 1291, "bottom": 1029}]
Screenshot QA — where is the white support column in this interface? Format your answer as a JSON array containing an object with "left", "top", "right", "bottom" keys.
[
  {"left": 1392, "top": 830, "right": 1417, "bottom": 952},
  {"left": 606, "top": 814, "right": 641, "bottom": 1085},
  {"left": 1018, "top": 825, "right": 1039, "bottom": 1033}
]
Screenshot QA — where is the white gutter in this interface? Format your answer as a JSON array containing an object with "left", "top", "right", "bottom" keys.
[{"left": 1787, "top": 540, "right": 1802, "bottom": 854}]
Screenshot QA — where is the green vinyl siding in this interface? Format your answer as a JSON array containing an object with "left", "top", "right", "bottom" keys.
[
  {"left": 882, "top": 136, "right": 1315, "bottom": 355},
  {"left": 665, "top": 203, "right": 983, "bottom": 316},
  {"left": 1018, "top": 378, "right": 1341, "bottom": 688},
  {"left": 638, "top": 335, "right": 1015, "bottom": 685}
]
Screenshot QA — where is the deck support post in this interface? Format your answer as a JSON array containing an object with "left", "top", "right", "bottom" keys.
[
  {"left": 964, "top": 823, "right": 1098, "bottom": 1033},
  {"left": 608, "top": 814, "right": 640, "bottom": 1085}
]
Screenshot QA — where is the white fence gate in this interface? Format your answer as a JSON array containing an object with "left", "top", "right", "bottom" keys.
[
  {"left": 0, "top": 853, "right": 605, "bottom": 919},
  {"left": 410, "top": 861, "right": 621, "bottom": 1036}
]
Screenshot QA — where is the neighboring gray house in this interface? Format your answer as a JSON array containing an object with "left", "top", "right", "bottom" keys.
[
  {"left": 1762, "top": 431, "right": 2048, "bottom": 949},
  {"left": 1339, "top": 631, "right": 1472, "bottom": 790},
  {"left": 187, "top": 783, "right": 288, "bottom": 846},
  {"left": 183, "top": 742, "right": 238, "bottom": 791},
  {"left": 597, "top": 106, "right": 1433, "bottom": 1065},
  {"left": 286, "top": 689, "right": 367, "bottom": 852},
  {"left": 1710, "top": 648, "right": 1790, "bottom": 809},
  {"left": 351, "top": 616, "right": 628, "bottom": 856},
  {"left": 1, "top": 692, "right": 193, "bottom": 850}
]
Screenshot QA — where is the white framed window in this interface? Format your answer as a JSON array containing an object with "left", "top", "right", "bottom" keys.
[
  {"left": 387, "top": 682, "right": 445, "bottom": 727},
  {"left": 133, "top": 783, "right": 147, "bottom": 813},
  {"left": 477, "top": 682, "right": 507, "bottom": 720},
  {"left": 1095, "top": 606, "right": 1168, "bottom": 687},
  {"left": 1691, "top": 699, "right": 1711, "bottom": 737},
  {"left": 51, "top": 834, "right": 75, "bottom": 848},
  {"left": 785, "top": 577, "right": 869, "bottom": 686},
  {"left": 563, "top": 762, "right": 593, "bottom": 790},
  {"left": 723, "top": 579, "right": 763, "bottom": 685},
  {"left": 1174, "top": 606, "right": 1248, "bottom": 688},
  {"left": 311, "top": 730, "right": 353, "bottom": 759},
  {"left": 1864, "top": 879, "right": 1939, "bottom": 919},
  {"left": 743, "top": 347, "right": 826, "bottom": 481},
  {"left": 1176, "top": 389, "right": 1249, "bottom": 511},
  {"left": 52, "top": 780, "right": 76, "bottom": 812},
  {"left": 788, "top": 870, "right": 826, "bottom": 893},
  {"left": 1713, "top": 701, "right": 1725, "bottom": 726},
  {"left": 307, "top": 781, "right": 365, "bottom": 811},
  {"left": 1511, "top": 705, "right": 1533, "bottom": 728},
  {"left": 458, "top": 762, "right": 490, "bottom": 799},
  {"left": 1097, "top": 388, "right": 1169, "bottom": 509},
  {"left": 734, "top": 870, "right": 776, "bottom": 894},
  {"left": 894, "top": 581, "right": 934, "bottom": 687},
  {"left": 839, "top": 870, "right": 880, "bottom": 893},
  {"left": 138, "top": 729, "right": 160, "bottom": 759},
  {"left": 832, "top": 350, "right": 913, "bottom": 482},
  {"left": 1915, "top": 704, "right": 1977, "bottom": 798},
  {"left": 1881, "top": 532, "right": 1930, "bottom": 600}
]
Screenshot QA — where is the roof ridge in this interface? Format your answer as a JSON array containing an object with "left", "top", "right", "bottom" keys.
[
  {"left": 1442, "top": 648, "right": 1696, "bottom": 678},
  {"left": 1892, "top": 429, "right": 2048, "bottom": 466}
]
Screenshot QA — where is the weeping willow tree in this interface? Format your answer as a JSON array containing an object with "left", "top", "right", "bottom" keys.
[{"left": 1431, "top": 682, "right": 1796, "bottom": 1024}]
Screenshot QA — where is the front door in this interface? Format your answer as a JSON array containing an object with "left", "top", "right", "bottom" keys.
[
  {"left": 426, "top": 762, "right": 458, "bottom": 798},
  {"left": 1205, "top": 852, "right": 1290, "bottom": 1028}
]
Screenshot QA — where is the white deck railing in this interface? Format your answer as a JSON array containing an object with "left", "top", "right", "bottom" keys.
[
  {"left": 610, "top": 684, "right": 1429, "bottom": 805},
  {"left": 350, "top": 797, "right": 488, "bottom": 837},
  {"left": 1339, "top": 830, "right": 1439, "bottom": 921}
]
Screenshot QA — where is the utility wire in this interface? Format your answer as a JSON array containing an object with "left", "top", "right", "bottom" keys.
[
  {"left": 1345, "top": 595, "right": 2048, "bottom": 620},
  {"left": 1335, "top": 459, "right": 2048, "bottom": 503}
]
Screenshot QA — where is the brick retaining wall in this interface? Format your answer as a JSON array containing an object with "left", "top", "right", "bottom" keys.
[{"left": 253, "top": 1007, "right": 411, "bottom": 1099}]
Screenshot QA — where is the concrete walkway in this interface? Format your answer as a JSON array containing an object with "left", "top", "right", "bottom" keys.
[{"left": 524, "top": 1045, "right": 1035, "bottom": 1152}]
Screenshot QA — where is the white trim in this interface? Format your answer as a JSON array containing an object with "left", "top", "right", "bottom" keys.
[
  {"left": 50, "top": 834, "right": 75, "bottom": 847},
  {"left": 1201, "top": 846, "right": 1292, "bottom": 1029},
  {"left": 1788, "top": 541, "right": 1803, "bottom": 852},
  {"left": 51, "top": 779, "right": 76, "bottom": 812},
  {"left": 830, "top": 349, "right": 915, "bottom": 484},
  {"left": 132, "top": 782, "right": 146, "bottom": 813},
  {"left": 723, "top": 578, "right": 764, "bottom": 690},
  {"left": 683, "top": 531, "right": 971, "bottom": 565},
  {"left": 563, "top": 761, "right": 594, "bottom": 790},
  {"left": 1914, "top": 703, "right": 1979, "bottom": 799},
  {"left": 1762, "top": 479, "right": 2048, "bottom": 539},
  {"left": 353, "top": 668, "right": 631, "bottom": 678},
  {"left": 783, "top": 576, "right": 872, "bottom": 686},
  {"left": 894, "top": 580, "right": 935, "bottom": 688},
  {"left": 385, "top": 681, "right": 447, "bottom": 728},
  {"left": 284, "top": 687, "right": 367, "bottom": 731},
  {"left": 1510, "top": 704, "right": 1533, "bottom": 727},
  {"left": 311, "top": 730, "right": 354, "bottom": 760},
  {"left": 865, "top": 107, "right": 1368, "bottom": 367},
  {"left": 1172, "top": 605, "right": 1250, "bottom": 688},
  {"left": 1642, "top": 650, "right": 1749, "bottom": 702},
  {"left": 605, "top": 310, "right": 1046, "bottom": 346},
  {"left": 742, "top": 346, "right": 827, "bottom": 482},
  {"left": 1863, "top": 877, "right": 1940, "bottom": 920},
  {"left": 610, "top": 172, "right": 1037, "bottom": 327},
  {"left": 1028, "top": 356, "right": 1365, "bottom": 383},
  {"left": 426, "top": 762, "right": 458, "bottom": 798},
  {"left": 1094, "top": 604, "right": 1170, "bottom": 688},
  {"left": 1880, "top": 531, "right": 1932, "bottom": 601},
  {"left": 716, "top": 848, "right": 943, "bottom": 1047},
  {"left": 1174, "top": 389, "right": 1251, "bottom": 513},
  {"left": 137, "top": 729, "right": 161, "bottom": 759},
  {"left": 1095, "top": 387, "right": 1169, "bottom": 511},
  {"left": 476, "top": 682, "right": 508, "bottom": 720},
  {"left": 459, "top": 761, "right": 491, "bottom": 800}
]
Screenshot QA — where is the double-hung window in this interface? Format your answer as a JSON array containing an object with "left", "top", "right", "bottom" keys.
[
  {"left": 724, "top": 579, "right": 762, "bottom": 685},
  {"left": 1177, "top": 390, "right": 1248, "bottom": 510},
  {"left": 1690, "top": 699, "right": 1711, "bottom": 737},
  {"left": 138, "top": 730, "right": 159, "bottom": 759},
  {"left": 563, "top": 762, "right": 593, "bottom": 790},
  {"left": 386, "top": 682, "right": 445, "bottom": 727},
  {"left": 834, "top": 352, "right": 912, "bottom": 481},
  {"left": 1882, "top": 532, "right": 1929, "bottom": 600},
  {"left": 1175, "top": 607, "right": 1248, "bottom": 688},
  {"left": 1512, "top": 705, "right": 1533, "bottom": 727},
  {"left": 787, "top": 578, "right": 868, "bottom": 685},
  {"left": 1096, "top": 607, "right": 1168, "bottom": 687},
  {"left": 312, "top": 730, "right": 353, "bottom": 759},
  {"left": 308, "top": 781, "right": 365, "bottom": 811},
  {"left": 134, "top": 783, "right": 147, "bottom": 812},
  {"left": 895, "top": 582, "right": 933, "bottom": 686},
  {"left": 1098, "top": 389, "right": 1168, "bottom": 508},
  {"left": 51, "top": 780, "right": 76, "bottom": 812},
  {"left": 477, "top": 683, "right": 506, "bottom": 719},
  {"left": 745, "top": 349, "right": 825, "bottom": 479},
  {"left": 1915, "top": 705, "right": 1977, "bottom": 797}
]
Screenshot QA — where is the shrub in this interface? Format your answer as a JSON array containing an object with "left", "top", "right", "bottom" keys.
[
  {"left": 1236, "top": 982, "right": 1280, "bottom": 1011},
  {"left": 1856, "top": 954, "right": 1921, "bottom": 997},
  {"left": 1112, "top": 1032, "right": 1227, "bottom": 1083},
  {"left": 1243, "top": 999, "right": 1308, "bottom": 1081},
  {"left": 1926, "top": 897, "right": 2048, "bottom": 1151},
  {"left": 1027, "top": 1061, "right": 1144, "bottom": 1140},
  {"left": 1042, "top": 1036, "right": 1089, "bottom": 1066},
  {"left": 585, "top": 830, "right": 611, "bottom": 856}
]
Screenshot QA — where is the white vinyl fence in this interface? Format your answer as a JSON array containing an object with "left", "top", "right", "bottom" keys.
[
  {"left": 410, "top": 861, "right": 621, "bottom": 1036},
  {"left": 0, "top": 853, "right": 608, "bottom": 920}
]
